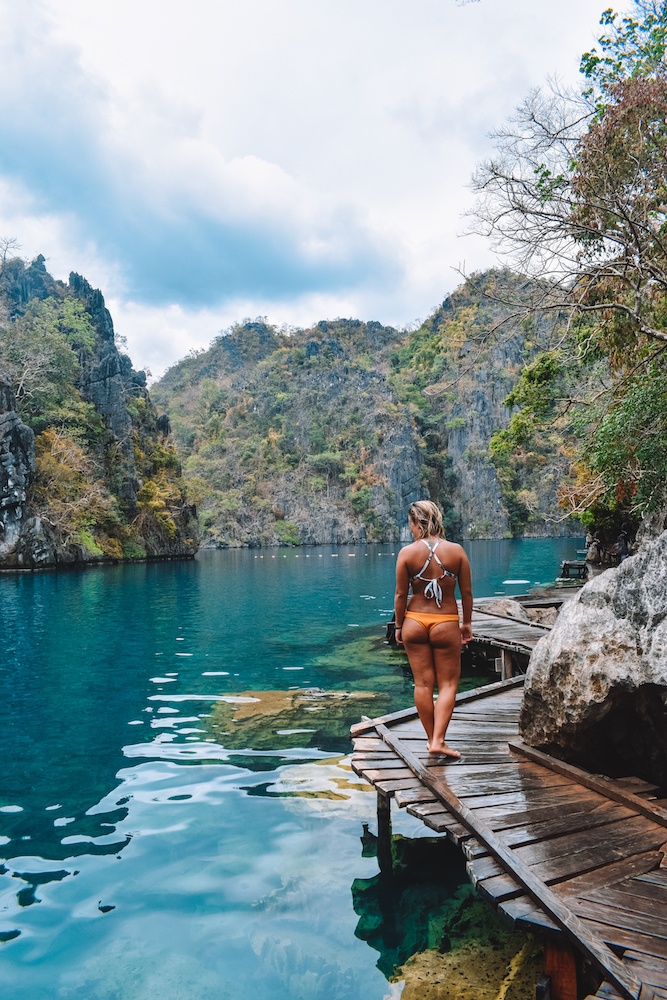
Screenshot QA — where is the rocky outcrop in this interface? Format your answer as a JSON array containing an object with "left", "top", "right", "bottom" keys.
[
  {"left": 0, "top": 379, "right": 34, "bottom": 555},
  {"left": 0, "top": 259, "right": 197, "bottom": 568},
  {"left": 69, "top": 273, "right": 136, "bottom": 496},
  {"left": 520, "top": 531, "right": 667, "bottom": 783},
  {"left": 0, "top": 382, "right": 81, "bottom": 567}
]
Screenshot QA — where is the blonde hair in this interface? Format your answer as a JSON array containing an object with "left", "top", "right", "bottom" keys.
[{"left": 408, "top": 500, "right": 445, "bottom": 540}]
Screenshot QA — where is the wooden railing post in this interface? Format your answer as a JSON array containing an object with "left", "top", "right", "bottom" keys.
[
  {"left": 377, "top": 790, "right": 393, "bottom": 875},
  {"left": 544, "top": 940, "right": 578, "bottom": 1000}
]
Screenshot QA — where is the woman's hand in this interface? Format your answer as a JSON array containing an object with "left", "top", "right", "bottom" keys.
[
  {"left": 460, "top": 622, "right": 473, "bottom": 645},
  {"left": 394, "top": 626, "right": 403, "bottom": 646}
]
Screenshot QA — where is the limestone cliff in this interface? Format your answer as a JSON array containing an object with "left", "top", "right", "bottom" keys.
[
  {"left": 393, "top": 271, "right": 575, "bottom": 539},
  {"left": 0, "top": 256, "right": 197, "bottom": 568},
  {"left": 154, "top": 319, "right": 423, "bottom": 546},
  {"left": 0, "top": 379, "right": 34, "bottom": 556},
  {"left": 154, "top": 273, "right": 578, "bottom": 546}
]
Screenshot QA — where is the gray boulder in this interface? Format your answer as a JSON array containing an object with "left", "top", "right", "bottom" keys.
[{"left": 519, "top": 530, "right": 667, "bottom": 784}]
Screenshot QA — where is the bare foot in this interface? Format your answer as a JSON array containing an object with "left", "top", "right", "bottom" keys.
[{"left": 427, "top": 742, "right": 461, "bottom": 760}]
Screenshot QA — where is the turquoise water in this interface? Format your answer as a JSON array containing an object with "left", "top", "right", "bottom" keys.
[{"left": 0, "top": 538, "right": 579, "bottom": 999}]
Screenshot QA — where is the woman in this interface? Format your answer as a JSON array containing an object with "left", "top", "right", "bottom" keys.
[{"left": 394, "top": 500, "right": 472, "bottom": 759}]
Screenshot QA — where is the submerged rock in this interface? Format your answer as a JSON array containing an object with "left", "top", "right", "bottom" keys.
[
  {"left": 520, "top": 530, "right": 667, "bottom": 783},
  {"left": 207, "top": 688, "right": 392, "bottom": 750},
  {"left": 392, "top": 893, "right": 543, "bottom": 1000}
]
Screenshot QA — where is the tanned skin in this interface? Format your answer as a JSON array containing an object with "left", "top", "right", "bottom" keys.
[{"left": 394, "top": 517, "right": 472, "bottom": 758}]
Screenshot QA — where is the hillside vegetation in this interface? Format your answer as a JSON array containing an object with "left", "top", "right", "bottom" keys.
[
  {"left": 153, "top": 271, "right": 575, "bottom": 546},
  {"left": 0, "top": 253, "right": 196, "bottom": 565}
]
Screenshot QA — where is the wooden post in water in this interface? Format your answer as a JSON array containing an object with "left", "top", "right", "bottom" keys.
[
  {"left": 493, "top": 649, "right": 514, "bottom": 680},
  {"left": 376, "top": 790, "right": 393, "bottom": 875},
  {"left": 544, "top": 940, "right": 578, "bottom": 1000}
]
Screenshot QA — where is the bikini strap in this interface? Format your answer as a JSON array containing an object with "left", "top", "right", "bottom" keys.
[{"left": 414, "top": 540, "right": 456, "bottom": 607}]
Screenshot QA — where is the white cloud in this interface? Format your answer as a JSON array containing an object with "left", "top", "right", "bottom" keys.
[{"left": 1, "top": 0, "right": 607, "bottom": 373}]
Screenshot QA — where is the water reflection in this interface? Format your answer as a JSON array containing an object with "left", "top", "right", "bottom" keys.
[
  {"left": 352, "top": 837, "right": 471, "bottom": 977},
  {"left": 0, "top": 541, "right": 577, "bottom": 998}
]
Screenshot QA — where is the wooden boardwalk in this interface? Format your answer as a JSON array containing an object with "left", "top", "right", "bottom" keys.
[
  {"left": 470, "top": 606, "right": 551, "bottom": 657},
  {"left": 350, "top": 678, "right": 667, "bottom": 1000}
]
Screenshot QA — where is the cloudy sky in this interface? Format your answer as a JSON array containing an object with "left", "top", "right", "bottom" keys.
[{"left": 1, "top": 0, "right": 606, "bottom": 376}]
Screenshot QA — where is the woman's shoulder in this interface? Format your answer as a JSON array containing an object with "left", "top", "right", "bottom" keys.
[{"left": 440, "top": 539, "right": 469, "bottom": 562}]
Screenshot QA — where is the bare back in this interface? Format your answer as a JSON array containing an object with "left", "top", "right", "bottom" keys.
[{"left": 396, "top": 537, "right": 472, "bottom": 617}]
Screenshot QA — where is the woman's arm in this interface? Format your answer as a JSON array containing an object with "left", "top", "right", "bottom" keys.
[
  {"left": 457, "top": 548, "right": 473, "bottom": 645},
  {"left": 394, "top": 549, "right": 410, "bottom": 646}
]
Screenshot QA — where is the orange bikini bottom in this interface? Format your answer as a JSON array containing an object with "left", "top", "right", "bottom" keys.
[{"left": 403, "top": 611, "right": 460, "bottom": 634}]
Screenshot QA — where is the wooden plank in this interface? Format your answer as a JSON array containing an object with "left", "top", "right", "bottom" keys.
[
  {"left": 406, "top": 804, "right": 470, "bottom": 841},
  {"left": 469, "top": 824, "right": 667, "bottom": 900},
  {"left": 374, "top": 777, "right": 423, "bottom": 794},
  {"left": 352, "top": 756, "right": 407, "bottom": 770},
  {"left": 349, "top": 675, "right": 524, "bottom": 736},
  {"left": 577, "top": 887, "right": 667, "bottom": 924},
  {"left": 623, "top": 953, "right": 667, "bottom": 977},
  {"left": 499, "top": 895, "right": 561, "bottom": 933},
  {"left": 375, "top": 722, "right": 644, "bottom": 1000},
  {"left": 616, "top": 778, "right": 661, "bottom": 796},
  {"left": 460, "top": 784, "right": 602, "bottom": 812},
  {"left": 393, "top": 786, "right": 437, "bottom": 807},
  {"left": 591, "top": 985, "right": 625, "bottom": 1000},
  {"left": 587, "top": 879, "right": 667, "bottom": 908},
  {"left": 509, "top": 740, "right": 667, "bottom": 830},
  {"left": 442, "top": 769, "right": 576, "bottom": 797},
  {"left": 464, "top": 803, "right": 636, "bottom": 857},
  {"left": 636, "top": 871, "right": 667, "bottom": 889},
  {"left": 583, "top": 917, "right": 667, "bottom": 958},
  {"left": 526, "top": 825, "right": 666, "bottom": 884},
  {"left": 556, "top": 853, "right": 663, "bottom": 898},
  {"left": 406, "top": 807, "right": 468, "bottom": 839},
  {"left": 572, "top": 898, "right": 667, "bottom": 942},
  {"left": 509, "top": 815, "right": 663, "bottom": 869},
  {"left": 473, "top": 795, "right": 620, "bottom": 832},
  {"left": 357, "top": 766, "right": 416, "bottom": 782},
  {"left": 351, "top": 737, "right": 388, "bottom": 751}
]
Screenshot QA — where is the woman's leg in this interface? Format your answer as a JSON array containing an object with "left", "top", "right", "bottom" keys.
[
  {"left": 429, "top": 622, "right": 462, "bottom": 757},
  {"left": 401, "top": 619, "right": 436, "bottom": 747}
]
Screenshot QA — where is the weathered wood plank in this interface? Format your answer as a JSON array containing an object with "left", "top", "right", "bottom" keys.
[
  {"left": 349, "top": 675, "right": 524, "bottom": 736},
  {"left": 357, "top": 766, "right": 416, "bottom": 781},
  {"left": 499, "top": 895, "right": 561, "bottom": 934},
  {"left": 636, "top": 870, "right": 667, "bottom": 888},
  {"left": 393, "top": 786, "right": 437, "bottom": 807},
  {"left": 555, "top": 853, "right": 663, "bottom": 898},
  {"left": 375, "top": 722, "right": 643, "bottom": 1000},
  {"left": 464, "top": 803, "right": 636, "bottom": 857},
  {"left": 510, "top": 815, "right": 663, "bottom": 869},
  {"left": 460, "top": 784, "right": 601, "bottom": 812},
  {"left": 586, "top": 879, "right": 667, "bottom": 908},
  {"left": 472, "top": 824, "right": 667, "bottom": 898},
  {"left": 353, "top": 756, "right": 412, "bottom": 770},
  {"left": 509, "top": 740, "right": 667, "bottom": 830},
  {"left": 573, "top": 898, "right": 667, "bottom": 942},
  {"left": 373, "top": 776, "right": 422, "bottom": 794},
  {"left": 473, "top": 795, "right": 620, "bottom": 832},
  {"left": 577, "top": 887, "right": 667, "bottom": 923}
]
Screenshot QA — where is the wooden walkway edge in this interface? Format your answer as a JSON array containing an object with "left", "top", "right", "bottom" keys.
[{"left": 350, "top": 678, "right": 667, "bottom": 1000}]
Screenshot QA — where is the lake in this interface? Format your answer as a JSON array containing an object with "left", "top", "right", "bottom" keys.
[{"left": 0, "top": 537, "right": 580, "bottom": 999}]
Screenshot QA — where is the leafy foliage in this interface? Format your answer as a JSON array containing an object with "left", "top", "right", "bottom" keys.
[
  {"left": 153, "top": 318, "right": 407, "bottom": 545},
  {"left": 473, "top": 1, "right": 667, "bottom": 530},
  {"left": 0, "top": 254, "right": 196, "bottom": 560}
]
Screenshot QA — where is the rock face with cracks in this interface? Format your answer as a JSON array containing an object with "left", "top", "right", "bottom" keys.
[{"left": 520, "top": 530, "right": 667, "bottom": 784}]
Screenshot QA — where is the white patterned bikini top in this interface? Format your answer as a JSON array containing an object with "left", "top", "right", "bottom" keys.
[{"left": 412, "top": 540, "right": 456, "bottom": 608}]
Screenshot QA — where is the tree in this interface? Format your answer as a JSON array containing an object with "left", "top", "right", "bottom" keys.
[{"left": 471, "top": 2, "right": 667, "bottom": 524}]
